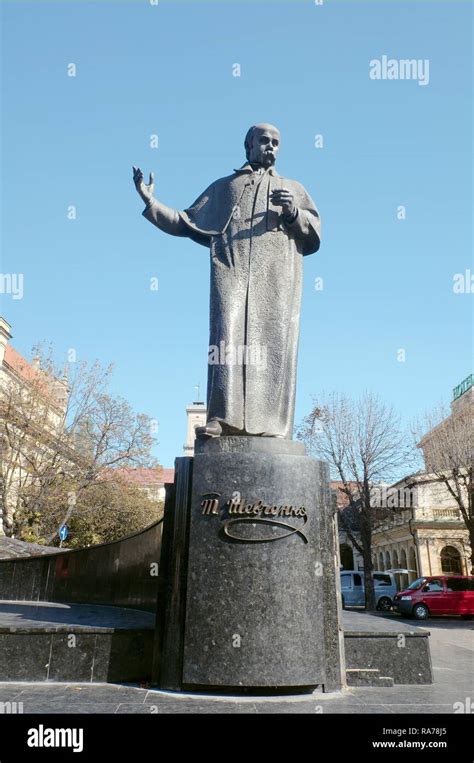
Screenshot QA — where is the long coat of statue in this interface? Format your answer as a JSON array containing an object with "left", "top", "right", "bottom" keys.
[{"left": 143, "top": 162, "right": 320, "bottom": 438}]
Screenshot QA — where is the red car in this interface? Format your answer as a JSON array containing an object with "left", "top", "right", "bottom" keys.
[{"left": 393, "top": 575, "right": 474, "bottom": 620}]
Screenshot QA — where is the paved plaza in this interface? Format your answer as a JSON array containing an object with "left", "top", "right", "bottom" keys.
[{"left": 0, "top": 610, "right": 471, "bottom": 714}]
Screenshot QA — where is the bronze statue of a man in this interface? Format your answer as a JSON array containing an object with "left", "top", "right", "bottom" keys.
[{"left": 133, "top": 123, "right": 320, "bottom": 439}]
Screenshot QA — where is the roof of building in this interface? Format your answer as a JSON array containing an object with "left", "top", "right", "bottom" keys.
[
  {"left": 103, "top": 466, "right": 175, "bottom": 487},
  {"left": 3, "top": 344, "right": 38, "bottom": 382},
  {"left": 160, "top": 467, "right": 175, "bottom": 484},
  {"left": 3, "top": 344, "right": 66, "bottom": 413}
]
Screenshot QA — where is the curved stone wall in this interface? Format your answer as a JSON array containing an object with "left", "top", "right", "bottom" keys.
[{"left": 0, "top": 520, "right": 163, "bottom": 612}]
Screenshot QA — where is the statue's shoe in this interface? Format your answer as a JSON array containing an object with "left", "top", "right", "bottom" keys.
[{"left": 195, "top": 419, "right": 222, "bottom": 439}]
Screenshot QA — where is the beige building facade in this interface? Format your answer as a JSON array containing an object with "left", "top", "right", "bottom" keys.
[
  {"left": 339, "top": 375, "right": 472, "bottom": 586},
  {"left": 0, "top": 317, "right": 68, "bottom": 535},
  {"left": 183, "top": 400, "right": 206, "bottom": 456},
  {"left": 370, "top": 474, "right": 470, "bottom": 590}
]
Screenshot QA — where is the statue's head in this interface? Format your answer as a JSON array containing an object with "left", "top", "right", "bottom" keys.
[{"left": 244, "top": 123, "right": 281, "bottom": 168}]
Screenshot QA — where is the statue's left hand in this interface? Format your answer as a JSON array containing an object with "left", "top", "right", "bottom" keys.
[
  {"left": 132, "top": 166, "right": 155, "bottom": 205},
  {"left": 271, "top": 188, "right": 296, "bottom": 217}
]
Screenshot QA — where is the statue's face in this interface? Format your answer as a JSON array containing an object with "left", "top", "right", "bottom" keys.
[{"left": 248, "top": 127, "right": 280, "bottom": 168}]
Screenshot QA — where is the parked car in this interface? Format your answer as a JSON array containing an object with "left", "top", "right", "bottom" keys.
[
  {"left": 393, "top": 575, "right": 474, "bottom": 620},
  {"left": 340, "top": 570, "right": 397, "bottom": 611}
]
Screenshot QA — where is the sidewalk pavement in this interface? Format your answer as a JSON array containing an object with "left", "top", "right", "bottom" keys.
[{"left": 0, "top": 612, "right": 472, "bottom": 714}]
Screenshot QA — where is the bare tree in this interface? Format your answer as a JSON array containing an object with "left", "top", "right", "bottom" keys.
[
  {"left": 0, "top": 346, "right": 159, "bottom": 544},
  {"left": 413, "top": 400, "right": 473, "bottom": 572},
  {"left": 298, "top": 391, "right": 412, "bottom": 610}
]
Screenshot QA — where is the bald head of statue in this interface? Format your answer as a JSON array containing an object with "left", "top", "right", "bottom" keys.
[{"left": 244, "top": 124, "right": 281, "bottom": 168}]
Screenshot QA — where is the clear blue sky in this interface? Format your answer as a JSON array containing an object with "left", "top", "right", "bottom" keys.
[{"left": 1, "top": 0, "right": 472, "bottom": 468}]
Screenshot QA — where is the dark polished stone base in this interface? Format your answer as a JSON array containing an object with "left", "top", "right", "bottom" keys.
[
  {"left": 194, "top": 435, "right": 306, "bottom": 456},
  {"left": 155, "top": 437, "right": 344, "bottom": 692},
  {"left": 344, "top": 632, "right": 432, "bottom": 684},
  {"left": 0, "top": 602, "right": 154, "bottom": 682}
]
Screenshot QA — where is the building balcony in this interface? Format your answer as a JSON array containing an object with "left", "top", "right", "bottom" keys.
[{"left": 373, "top": 506, "right": 463, "bottom": 532}]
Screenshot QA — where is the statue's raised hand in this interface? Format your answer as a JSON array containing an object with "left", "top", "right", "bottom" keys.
[{"left": 133, "top": 166, "right": 155, "bottom": 205}]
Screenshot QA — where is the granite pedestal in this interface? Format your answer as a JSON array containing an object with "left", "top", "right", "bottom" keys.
[{"left": 153, "top": 437, "right": 344, "bottom": 692}]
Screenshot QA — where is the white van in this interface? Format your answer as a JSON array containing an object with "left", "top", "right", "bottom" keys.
[{"left": 340, "top": 570, "right": 397, "bottom": 611}]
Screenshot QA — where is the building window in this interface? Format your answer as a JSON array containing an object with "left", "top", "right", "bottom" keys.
[
  {"left": 339, "top": 543, "right": 354, "bottom": 570},
  {"left": 440, "top": 546, "right": 463, "bottom": 575}
]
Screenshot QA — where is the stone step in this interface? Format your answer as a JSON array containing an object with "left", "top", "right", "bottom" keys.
[
  {"left": 0, "top": 601, "right": 154, "bottom": 682},
  {"left": 346, "top": 669, "right": 394, "bottom": 687}
]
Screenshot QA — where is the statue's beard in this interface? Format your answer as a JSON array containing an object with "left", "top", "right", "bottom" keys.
[
  {"left": 260, "top": 152, "right": 276, "bottom": 168},
  {"left": 249, "top": 150, "right": 276, "bottom": 170}
]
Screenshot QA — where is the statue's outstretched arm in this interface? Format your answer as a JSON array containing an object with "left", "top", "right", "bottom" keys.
[{"left": 132, "top": 166, "right": 188, "bottom": 237}]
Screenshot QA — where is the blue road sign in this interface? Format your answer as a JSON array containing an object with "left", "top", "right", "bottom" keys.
[{"left": 59, "top": 525, "right": 68, "bottom": 542}]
